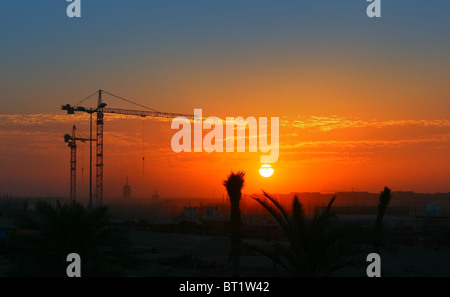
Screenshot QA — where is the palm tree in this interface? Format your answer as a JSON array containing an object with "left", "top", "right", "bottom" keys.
[
  {"left": 223, "top": 171, "right": 245, "bottom": 277},
  {"left": 374, "top": 186, "right": 392, "bottom": 252},
  {"left": 252, "top": 192, "right": 370, "bottom": 276},
  {"left": 7, "top": 200, "right": 140, "bottom": 276}
]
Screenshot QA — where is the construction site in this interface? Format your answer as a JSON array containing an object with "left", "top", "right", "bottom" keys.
[{"left": 61, "top": 89, "right": 196, "bottom": 208}]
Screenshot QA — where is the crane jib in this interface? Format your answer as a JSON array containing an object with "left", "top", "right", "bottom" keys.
[{"left": 61, "top": 104, "right": 196, "bottom": 120}]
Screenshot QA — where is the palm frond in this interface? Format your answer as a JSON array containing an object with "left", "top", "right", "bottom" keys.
[
  {"left": 252, "top": 195, "right": 291, "bottom": 236},
  {"left": 261, "top": 191, "right": 291, "bottom": 226},
  {"left": 326, "top": 195, "right": 337, "bottom": 214},
  {"left": 292, "top": 196, "right": 305, "bottom": 231},
  {"left": 223, "top": 171, "right": 245, "bottom": 189}
]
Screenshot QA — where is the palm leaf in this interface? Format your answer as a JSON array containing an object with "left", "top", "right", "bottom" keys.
[
  {"left": 252, "top": 195, "right": 291, "bottom": 238},
  {"left": 262, "top": 191, "right": 291, "bottom": 225}
]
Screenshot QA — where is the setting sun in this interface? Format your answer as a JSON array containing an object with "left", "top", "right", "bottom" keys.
[{"left": 259, "top": 164, "right": 274, "bottom": 178}]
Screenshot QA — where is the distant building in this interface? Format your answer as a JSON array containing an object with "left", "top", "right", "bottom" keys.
[
  {"left": 123, "top": 176, "right": 131, "bottom": 200},
  {"left": 152, "top": 189, "right": 159, "bottom": 200},
  {"left": 203, "top": 206, "right": 218, "bottom": 220},
  {"left": 184, "top": 206, "right": 198, "bottom": 221}
]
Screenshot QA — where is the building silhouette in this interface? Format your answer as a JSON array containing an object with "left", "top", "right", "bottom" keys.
[
  {"left": 152, "top": 189, "right": 159, "bottom": 200},
  {"left": 123, "top": 176, "right": 131, "bottom": 200}
]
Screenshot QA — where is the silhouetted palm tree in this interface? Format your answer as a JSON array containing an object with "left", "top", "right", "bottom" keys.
[
  {"left": 223, "top": 171, "right": 245, "bottom": 277},
  {"left": 7, "top": 200, "right": 139, "bottom": 276},
  {"left": 252, "top": 192, "right": 369, "bottom": 276},
  {"left": 374, "top": 186, "right": 392, "bottom": 252}
]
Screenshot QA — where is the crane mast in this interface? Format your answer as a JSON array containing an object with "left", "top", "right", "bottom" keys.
[
  {"left": 96, "top": 91, "right": 104, "bottom": 206},
  {"left": 62, "top": 89, "right": 196, "bottom": 206},
  {"left": 64, "top": 125, "right": 95, "bottom": 201}
]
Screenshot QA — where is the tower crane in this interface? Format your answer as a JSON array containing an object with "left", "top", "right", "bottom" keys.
[
  {"left": 64, "top": 125, "right": 95, "bottom": 201},
  {"left": 62, "top": 89, "right": 196, "bottom": 207}
]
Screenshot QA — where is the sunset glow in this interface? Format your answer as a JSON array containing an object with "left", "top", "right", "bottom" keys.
[
  {"left": 259, "top": 164, "right": 274, "bottom": 178},
  {"left": 0, "top": 1, "right": 449, "bottom": 200}
]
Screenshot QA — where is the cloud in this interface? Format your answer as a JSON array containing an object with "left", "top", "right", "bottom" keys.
[
  {"left": 0, "top": 114, "right": 80, "bottom": 126},
  {"left": 280, "top": 134, "right": 450, "bottom": 150},
  {"left": 281, "top": 116, "right": 450, "bottom": 131},
  {"left": 0, "top": 113, "right": 171, "bottom": 127},
  {"left": 2, "top": 113, "right": 450, "bottom": 158}
]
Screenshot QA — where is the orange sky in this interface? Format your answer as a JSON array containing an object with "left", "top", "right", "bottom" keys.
[
  {"left": 1, "top": 108, "right": 449, "bottom": 199},
  {"left": 1, "top": 1, "right": 450, "bottom": 200}
]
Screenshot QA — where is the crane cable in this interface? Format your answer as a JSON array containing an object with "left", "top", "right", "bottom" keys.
[
  {"left": 142, "top": 118, "right": 146, "bottom": 178},
  {"left": 102, "top": 90, "right": 160, "bottom": 112},
  {"left": 75, "top": 126, "right": 90, "bottom": 185},
  {"left": 72, "top": 90, "right": 99, "bottom": 108},
  {"left": 81, "top": 141, "right": 84, "bottom": 184},
  {"left": 71, "top": 90, "right": 161, "bottom": 115},
  {"left": 71, "top": 90, "right": 164, "bottom": 183}
]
